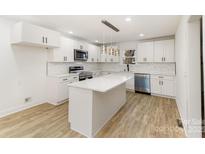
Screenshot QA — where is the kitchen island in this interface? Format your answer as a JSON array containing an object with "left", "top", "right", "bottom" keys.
[{"left": 68, "top": 72, "right": 133, "bottom": 137}]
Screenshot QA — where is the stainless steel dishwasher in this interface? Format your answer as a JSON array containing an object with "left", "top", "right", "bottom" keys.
[{"left": 134, "top": 73, "right": 151, "bottom": 94}]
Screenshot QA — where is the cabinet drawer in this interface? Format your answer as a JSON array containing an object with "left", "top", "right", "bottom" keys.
[
  {"left": 68, "top": 75, "right": 79, "bottom": 81},
  {"left": 151, "top": 75, "right": 175, "bottom": 80}
]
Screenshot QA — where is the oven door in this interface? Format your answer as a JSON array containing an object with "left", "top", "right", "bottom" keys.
[{"left": 74, "top": 49, "right": 88, "bottom": 61}]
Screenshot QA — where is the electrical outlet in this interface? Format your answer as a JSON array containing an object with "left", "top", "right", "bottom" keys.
[{"left": 25, "top": 97, "right": 32, "bottom": 103}]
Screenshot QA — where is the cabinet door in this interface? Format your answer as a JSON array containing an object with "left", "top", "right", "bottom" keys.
[
  {"left": 21, "top": 22, "right": 60, "bottom": 48},
  {"left": 96, "top": 46, "right": 101, "bottom": 62},
  {"left": 154, "top": 40, "right": 164, "bottom": 62},
  {"left": 88, "top": 44, "right": 99, "bottom": 62},
  {"left": 64, "top": 37, "right": 74, "bottom": 62},
  {"left": 151, "top": 78, "right": 162, "bottom": 94},
  {"left": 126, "top": 75, "right": 134, "bottom": 90},
  {"left": 22, "top": 22, "right": 45, "bottom": 46},
  {"left": 137, "top": 42, "right": 154, "bottom": 62},
  {"left": 163, "top": 39, "right": 175, "bottom": 62},
  {"left": 57, "top": 82, "right": 69, "bottom": 101},
  {"left": 74, "top": 40, "right": 88, "bottom": 50},
  {"left": 161, "top": 79, "right": 175, "bottom": 97},
  {"left": 44, "top": 29, "right": 60, "bottom": 48},
  {"left": 100, "top": 54, "right": 107, "bottom": 62},
  {"left": 48, "top": 37, "right": 74, "bottom": 62}
]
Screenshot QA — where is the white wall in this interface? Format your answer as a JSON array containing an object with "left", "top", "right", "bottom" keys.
[
  {"left": 175, "top": 15, "right": 202, "bottom": 137},
  {"left": 0, "top": 17, "right": 48, "bottom": 117}
]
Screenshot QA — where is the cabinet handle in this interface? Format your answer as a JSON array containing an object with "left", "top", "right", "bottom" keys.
[
  {"left": 42, "top": 37, "right": 44, "bottom": 43},
  {"left": 162, "top": 57, "right": 163, "bottom": 62},
  {"left": 64, "top": 56, "right": 67, "bottom": 61},
  {"left": 164, "top": 57, "right": 165, "bottom": 62},
  {"left": 159, "top": 81, "right": 161, "bottom": 85},
  {"left": 162, "top": 81, "right": 163, "bottom": 85},
  {"left": 143, "top": 57, "right": 147, "bottom": 62},
  {"left": 46, "top": 37, "right": 48, "bottom": 44}
]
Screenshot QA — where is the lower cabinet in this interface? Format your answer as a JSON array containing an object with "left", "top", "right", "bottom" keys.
[
  {"left": 46, "top": 75, "right": 79, "bottom": 105},
  {"left": 126, "top": 73, "right": 135, "bottom": 91},
  {"left": 151, "top": 75, "right": 175, "bottom": 98}
]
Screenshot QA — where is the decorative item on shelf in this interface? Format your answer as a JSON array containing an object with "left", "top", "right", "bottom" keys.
[{"left": 123, "top": 49, "right": 136, "bottom": 72}]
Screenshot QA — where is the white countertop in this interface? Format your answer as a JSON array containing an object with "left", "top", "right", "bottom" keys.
[
  {"left": 47, "top": 73, "right": 79, "bottom": 78},
  {"left": 68, "top": 72, "right": 133, "bottom": 92}
]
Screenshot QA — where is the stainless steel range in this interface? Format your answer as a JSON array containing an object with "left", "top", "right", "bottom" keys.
[{"left": 69, "top": 66, "right": 93, "bottom": 81}]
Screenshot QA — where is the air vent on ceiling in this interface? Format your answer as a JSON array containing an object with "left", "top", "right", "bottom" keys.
[{"left": 101, "top": 20, "right": 120, "bottom": 32}]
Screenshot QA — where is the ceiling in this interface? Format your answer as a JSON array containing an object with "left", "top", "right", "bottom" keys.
[{"left": 4, "top": 15, "right": 181, "bottom": 44}]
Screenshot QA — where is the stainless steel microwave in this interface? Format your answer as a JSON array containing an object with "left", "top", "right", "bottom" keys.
[{"left": 74, "top": 49, "right": 88, "bottom": 61}]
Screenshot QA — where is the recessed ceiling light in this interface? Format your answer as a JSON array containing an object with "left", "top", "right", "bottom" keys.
[
  {"left": 139, "top": 33, "right": 144, "bottom": 37},
  {"left": 68, "top": 31, "right": 73, "bottom": 34},
  {"left": 95, "top": 40, "right": 99, "bottom": 43},
  {"left": 125, "top": 17, "right": 131, "bottom": 22}
]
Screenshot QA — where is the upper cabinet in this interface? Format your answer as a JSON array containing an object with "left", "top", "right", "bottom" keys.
[
  {"left": 87, "top": 44, "right": 100, "bottom": 62},
  {"left": 11, "top": 22, "right": 60, "bottom": 48},
  {"left": 100, "top": 45, "right": 120, "bottom": 63},
  {"left": 137, "top": 39, "right": 175, "bottom": 63},
  {"left": 137, "top": 41, "right": 154, "bottom": 62},
  {"left": 73, "top": 40, "right": 88, "bottom": 51},
  {"left": 47, "top": 36, "right": 74, "bottom": 62},
  {"left": 154, "top": 39, "right": 175, "bottom": 62}
]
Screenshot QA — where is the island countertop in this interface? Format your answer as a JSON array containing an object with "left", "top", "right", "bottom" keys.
[{"left": 68, "top": 72, "right": 133, "bottom": 92}]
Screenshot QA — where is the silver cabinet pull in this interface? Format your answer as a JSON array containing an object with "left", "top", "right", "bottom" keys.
[
  {"left": 143, "top": 57, "right": 147, "bottom": 62},
  {"left": 46, "top": 37, "right": 48, "bottom": 44},
  {"left": 63, "top": 56, "right": 67, "bottom": 61},
  {"left": 42, "top": 36, "right": 44, "bottom": 43},
  {"left": 164, "top": 57, "right": 165, "bottom": 62}
]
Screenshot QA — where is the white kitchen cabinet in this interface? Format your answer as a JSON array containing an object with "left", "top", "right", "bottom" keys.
[
  {"left": 151, "top": 77, "right": 162, "bottom": 94},
  {"left": 46, "top": 75, "right": 79, "bottom": 105},
  {"left": 100, "top": 45, "right": 120, "bottom": 63},
  {"left": 73, "top": 40, "right": 88, "bottom": 50},
  {"left": 154, "top": 39, "right": 175, "bottom": 62},
  {"left": 126, "top": 73, "right": 134, "bottom": 91},
  {"left": 151, "top": 75, "right": 175, "bottom": 98},
  {"left": 47, "top": 36, "right": 74, "bottom": 62},
  {"left": 11, "top": 22, "right": 60, "bottom": 48},
  {"left": 137, "top": 41, "right": 154, "bottom": 62},
  {"left": 87, "top": 44, "right": 100, "bottom": 62},
  {"left": 163, "top": 39, "right": 175, "bottom": 62},
  {"left": 96, "top": 46, "right": 101, "bottom": 62},
  {"left": 100, "top": 54, "right": 108, "bottom": 62},
  {"left": 161, "top": 79, "right": 175, "bottom": 96}
]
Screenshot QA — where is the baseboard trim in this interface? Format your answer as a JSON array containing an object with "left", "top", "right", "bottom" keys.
[
  {"left": 0, "top": 101, "right": 45, "bottom": 118},
  {"left": 151, "top": 93, "right": 176, "bottom": 99},
  {"left": 175, "top": 100, "right": 188, "bottom": 137}
]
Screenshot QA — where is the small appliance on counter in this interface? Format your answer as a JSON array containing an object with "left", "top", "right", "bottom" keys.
[{"left": 134, "top": 73, "right": 151, "bottom": 94}]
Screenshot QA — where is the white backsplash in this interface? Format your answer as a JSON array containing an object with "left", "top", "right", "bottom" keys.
[
  {"left": 47, "top": 62, "right": 100, "bottom": 76},
  {"left": 48, "top": 62, "right": 175, "bottom": 76},
  {"left": 99, "top": 63, "right": 176, "bottom": 76},
  {"left": 98, "top": 63, "right": 126, "bottom": 72},
  {"left": 129, "top": 63, "right": 176, "bottom": 75}
]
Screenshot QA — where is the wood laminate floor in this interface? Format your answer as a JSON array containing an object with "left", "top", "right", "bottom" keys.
[{"left": 0, "top": 91, "right": 185, "bottom": 138}]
